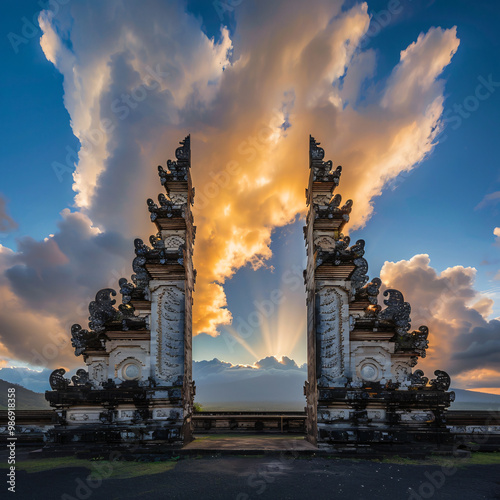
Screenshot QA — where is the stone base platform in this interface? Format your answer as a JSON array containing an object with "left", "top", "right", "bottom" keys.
[
  {"left": 183, "top": 435, "right": 316, "bottom": 453},
  {"left": 27, "top": 434, "right": 474, "bottom": 461}
]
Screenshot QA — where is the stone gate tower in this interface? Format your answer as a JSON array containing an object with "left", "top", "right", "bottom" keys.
[
  {"left": 46, "top": 136, "right": 196, "bottom": 445},
  {"left": 304, "top": 136, "right": 454, "bottom": 448}
]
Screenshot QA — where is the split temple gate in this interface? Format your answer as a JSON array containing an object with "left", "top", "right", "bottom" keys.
[
  {"left": 45, "top": 135, "right": 454, "bottom": 448},
  {"left": 46, "top": 136, "right": 196, "bottom": 444},
  {"left": 303, "top": 137, "right": 453, "bottom": 448}
]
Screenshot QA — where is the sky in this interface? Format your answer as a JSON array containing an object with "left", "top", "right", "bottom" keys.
[{"left": 0, "top": 0, "right": 499, "bottom": 401}]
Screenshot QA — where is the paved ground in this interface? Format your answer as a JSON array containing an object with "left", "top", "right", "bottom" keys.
[
  {"left": 2, "top": 436, "right": 500, "bottom": 499},
  {"left": 183, "top": 435, "right": 317, "bottom": 451},
  {"left": 4, "top": 453, "right": 500, "bottom": 500}
]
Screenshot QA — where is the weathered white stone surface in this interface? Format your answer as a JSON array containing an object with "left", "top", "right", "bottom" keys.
[
  {"left": 350, "top": 343, "right": 393, "bottom": 385},
  {"left": 150, "top": 280, "right": 185, "bottom": 385},
  {"left": 316, "top": 284, "right": 350, "bottom": 386}
]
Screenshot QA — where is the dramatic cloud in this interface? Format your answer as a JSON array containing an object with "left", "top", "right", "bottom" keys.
[
  {"left": 0, "top": 196, "right": 17, "bottom": 233},
  {"left": 0, "top": 0, "right": 461, "bottom": 370},
  {"left": 0, "top": 211, "right": 130, "bottom": 369},
  {"left": 380, "top": 254, "right": 500, "bottom": 391}
]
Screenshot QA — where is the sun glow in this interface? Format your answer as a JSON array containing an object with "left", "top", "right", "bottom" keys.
[{"left": 240, "top": 289, "right": 306, "bottom": 366}]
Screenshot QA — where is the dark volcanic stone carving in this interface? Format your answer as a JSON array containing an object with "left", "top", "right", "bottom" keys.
[
  {"left": 351, "top": 257, "right": 369, "bottom": 291},
  {"left": 71, "top": 369, "right": 90, "bottom": 387},
  {"left": 409, "top": 369, "right": 429, "bottom": 388},
  {"left": 315, "top": 238, "right": 368, "bottom": 291},
  {"left": 357, "top": 277, "right": 382, "bottom": 304},
  {"left": 175, "top": 135, "right": 190, "bottom": 161},
  {"left": 147, "top": 195, "right": 186, "bottom": 221},
  {"left": 394, "top": 325, "right": 429, "bottom": 357},
  {"left": 314, "top": 194, "right": 352, "bottom": 219},
  {"left": 309, "top": 136, "right": 342, "bottom": 184},
  {"left": 430, "top": 370, "right": 451, "bottom": 391},
  {"left": 378, "top": 289, "right": 411, "bottom": 335},
  {"left": 71, "top": 324, "right": 98, "bottom": 356},
  {"left": 132, "top": 255, "right": 148, "bottom": 289},
  {"left": 409, "top": 369, "right": 451, "bottom": 391},
  {"left": 316, "top": 238, "right": 366, "bottom": 266},
  {"left": 310, "top": 135, "right": 325, "bottom": 160},
  {"left": 49, "top": 369, "right": 70, "bottom": 390},
  {"left": 133, "top": 237, "right": 184, "bottom": 267},
  {"left": 118, "top": 278, "right": 135, "bottom": 304},
  {"left": 70, "top": 280, "right": 147, "bottom": 358},
  {"left": 157, "top": 136, "right": 191, "bottom": 183},
  {"left": 89, "top": 288, "right": 118, "bottom": 333}
]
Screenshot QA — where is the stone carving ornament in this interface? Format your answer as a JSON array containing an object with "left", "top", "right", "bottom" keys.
[
  {"left": 430, "top": 370, "right": 451, "bottom": 391},
  {"left": 169, "top": 193, "right": 188, "bottom": 205},
  {"left": 378, "top": 289, "right": 411, "bottom": 335},
  {"left": 156, "top": 136, "right": 191, "bottom": 183},
  {"left": 359, "top": 362, "right": 380, "bottom": 382},
  {"left": 88, "top": 288, "right": 118, "bottom": 332},
  {"left": 313, "top": 235, "right": 336, "bottom": 250},
  {"left": 49, "top": 368, "right": 70, "bottom": 390},
  {"left": 71, "top": 324, "right": 98, "bottom": 356},
  {"left": 133, "top": 237, "right": 184, "bottom": 267},
  {"left": 357, "top": 277, "right": 382, "bottom": 305},
  {"left": 119, "top": 278, "right": 135, "bottom": 304},
  {"left": 395, "top": 326, "right": 429, "bottom": 357},
  {"left": 409, "top": 369, "right": 451, "bottom": 391},
  {"left": 71, "top": 369, "right": 90, "bottom": 387},
  {"left": 147, "top": 195, "right": 186, "bottom": 221},
  {"left": 409, "top": 369, "right": 428, "bottom": 388}
]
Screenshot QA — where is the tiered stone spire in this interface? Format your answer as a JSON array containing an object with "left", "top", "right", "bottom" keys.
[
  {"left": 304, "top": 136, "right": 453, "bottom": 448},
  {"left": 46, "top": 136, "right": 196, "bottom": 445}
]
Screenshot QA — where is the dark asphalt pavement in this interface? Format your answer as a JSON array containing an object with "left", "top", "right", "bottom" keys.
[{"left": 7, "top": 456, "right": 500, "bottom": 500}]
